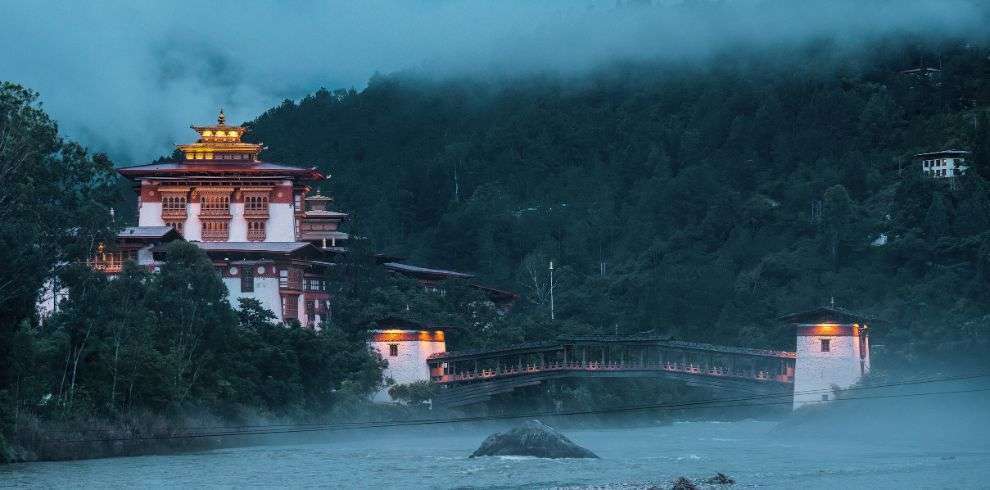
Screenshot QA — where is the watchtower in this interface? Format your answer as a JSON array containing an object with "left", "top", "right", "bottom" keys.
[
  {"left": 369, "top": 317, "right": 449, "bottom": 403},
  {"left": 779, "top": 305, "right": 872, "bottom": 410}
]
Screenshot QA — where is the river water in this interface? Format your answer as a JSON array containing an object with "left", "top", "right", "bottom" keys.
[{"left": 2, "top": 418, "right": 988, "bottom": 489}]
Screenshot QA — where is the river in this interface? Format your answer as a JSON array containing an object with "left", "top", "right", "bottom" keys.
[{"left": 2, "top": 418, "right": 988, "bottom": 489}]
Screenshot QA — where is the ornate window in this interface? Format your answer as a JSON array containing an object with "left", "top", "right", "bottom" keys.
[
  {"left": 247, "top": 220, "right": 266, "bottom": 242},
  {"left": 282, "top": 294, "right": 299, "bottom": 320},
  {"left": 244, "top": 195, "right": 269, "bottom": 216},
  {"left": 278, "top": 268, "right": 302, "bottom": 290},
  {"left": 200, "top": 194, "right": 231, "bottom": 217},
  {"left": 161, "top": 193, "right": 188, "bottom": 221},
  {"left": 201, "top": 220, "right": 229, "bottom": 241}
]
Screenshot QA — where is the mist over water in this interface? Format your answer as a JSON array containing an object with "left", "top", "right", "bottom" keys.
[
  {"left": 3, "top": 374, "right": 988, "bottom": 488},
  {"left": 0, "top": 0, "right": 987, "bottom": 163},
  {"left": 3, "top": 387, "right": 988, "bottom": 489}
]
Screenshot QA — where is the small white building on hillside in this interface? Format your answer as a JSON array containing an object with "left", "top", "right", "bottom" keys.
[{"left": 915, "top": 149, "right": 970, "bottom": 179}]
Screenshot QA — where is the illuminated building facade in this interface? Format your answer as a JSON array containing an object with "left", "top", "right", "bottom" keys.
[
  {"left": 112, "top": 111, "right": 347, "bottom": 327},
  {"left": 779, "top": 306, "right": 871, "bottom": 410}
]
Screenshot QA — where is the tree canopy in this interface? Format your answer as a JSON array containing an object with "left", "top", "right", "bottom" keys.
[{"left": 248, "top": 36, "right": 990, "bottom": 358}]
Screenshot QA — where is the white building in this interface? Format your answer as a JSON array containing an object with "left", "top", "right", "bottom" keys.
[
  {"left": 779, "top": 306, "right": 872, "bottom": 410},
  {"left": 106, "top": 111, "right": 349, "bottom": 328},
  {"left": 368, "top": 318, "right": 449, "bottom": 403},
  {"left": 916, "top": 149, "right": 970, "bottom": 179}
]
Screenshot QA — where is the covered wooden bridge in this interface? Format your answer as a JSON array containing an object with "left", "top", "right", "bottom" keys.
[{"left": 427, "top": 336, "right": 796, "bottom": 407}]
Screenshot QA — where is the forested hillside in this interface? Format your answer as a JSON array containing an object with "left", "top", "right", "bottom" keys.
[{"left": 248, "top": 36, "right": 990, "bottom": 357}]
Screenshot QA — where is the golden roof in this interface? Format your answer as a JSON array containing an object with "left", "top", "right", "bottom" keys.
[{"left": 177, "top": 109, "right": 262, "bottom": 161}]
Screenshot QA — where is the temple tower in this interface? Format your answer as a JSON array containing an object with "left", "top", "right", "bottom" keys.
[
  {"left": 368, "top": 318, "right": 448, "bottom": 403},
  {"left": 779, "top": 306, "right": 872, "bottom": 410},
  {"left": 117, "top": 110, "right": 340, "bottom": 327}
]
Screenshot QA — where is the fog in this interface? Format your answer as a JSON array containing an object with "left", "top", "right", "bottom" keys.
[
  {"left": 0, "top": 0, "right": 986, "bottom": 163},
  {"left": 6, "top": 371, "right": 988, "bottom": 487}
]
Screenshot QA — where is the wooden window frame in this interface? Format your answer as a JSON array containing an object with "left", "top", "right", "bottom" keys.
[{"left": 240, "top": 266, "right": 254, "bottom": 293}]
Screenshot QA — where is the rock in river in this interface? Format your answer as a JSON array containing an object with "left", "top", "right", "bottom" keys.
[{"left": 470, "top": 420, "right": 599, "bottom": 459}]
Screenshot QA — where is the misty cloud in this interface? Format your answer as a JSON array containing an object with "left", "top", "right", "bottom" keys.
[{"left": 0, "top": 0, "right": 986, "bottom": 163}]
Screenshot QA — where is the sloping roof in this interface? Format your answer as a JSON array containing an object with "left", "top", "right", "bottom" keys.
[
  {"left": 383, "top": 262, "right": 474, "bottom": 280},
  {"left": 777, "top": 306, "right": 877, "bottom": 325},
  {"left": 371, "top": 316, "right": 459, "bottom": 331},
  {"left": 659, "top": 340, "right": 796, "bottom": 359},
  {"left": 117, "top": 161, "right": 324, "bottom": 179},
  {"left": 117, "top": 226, "right": 182, "bottom": 241},
  {"left": 428, "top": 337, "right": 796, "bottom": 362},
  {"left": 304, "top": 210, "right": 350, "bottom": 218},
  {"left": 194, "top": 241, "right": 314, "bottom": 254},
  {"left": 913, "top": 149, "right": 970, "bottom": 159},
  {"left": 471, "top": 283, "right": 520, "bottom": 302}
]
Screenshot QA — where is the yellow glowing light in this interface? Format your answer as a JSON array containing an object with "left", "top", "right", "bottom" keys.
[
  {"left": 184, "top": 153, "right": 193, "bottom": 160},
  {"left": 195, "top": 153, "right": 204, "bottom": 160},
  {"left": 372, "top": 329, "right": 444, "bottom": 342},
  {"left": 203, "top": 130, "right": 213, "bottom": 137},
  {"left": 205, "top": 153, "right": 214, "bottom": 160},
  {"left": 227, "top": 130, "right": 238, "bottom": 137}
]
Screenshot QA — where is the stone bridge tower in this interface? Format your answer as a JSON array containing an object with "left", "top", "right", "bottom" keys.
[{"left": 779, "top": 306, "right": 872, "bottom": 410}]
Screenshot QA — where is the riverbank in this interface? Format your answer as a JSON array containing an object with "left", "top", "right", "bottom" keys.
[
  {"left": 3, "top": 398, "right": 778, "bottom": 464},
  {"left": 0, "top": 401, "right": 451, "bottom": 464}
]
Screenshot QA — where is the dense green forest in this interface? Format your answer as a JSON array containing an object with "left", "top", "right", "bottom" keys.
[{"left": 248, "top": 36, "right": 990, "bottom": 359}]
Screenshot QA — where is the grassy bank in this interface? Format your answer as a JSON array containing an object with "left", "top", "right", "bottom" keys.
[{"left": 1, "top": 401, "right": 446, "bottom": 463}]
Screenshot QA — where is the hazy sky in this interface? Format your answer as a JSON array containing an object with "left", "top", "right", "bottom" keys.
[{"left": 0, "top": 0, "right": 985, "bottom": 163}]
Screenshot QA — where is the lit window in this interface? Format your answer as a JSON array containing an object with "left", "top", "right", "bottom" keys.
[
  {"left": 389, "top": 344, "right": 398, "bottom": 357},
  {"left": 820, "top": 339, "right": 830, "bottom": 352},
  {"left": 228, "top": 130, "right": 238, "bottom": 137},
  {"left": 203, "top": 130, "right": 213, "bottom": 137}
]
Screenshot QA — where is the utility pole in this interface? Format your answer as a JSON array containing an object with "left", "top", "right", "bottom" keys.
[{"left": 549, "top": 261, "right": 555, "bottom": 321}]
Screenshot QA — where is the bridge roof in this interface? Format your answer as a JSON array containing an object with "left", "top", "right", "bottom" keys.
[
  {"left": 427, "top": 341, "right": 561, "bottom": 362},
  {"left": 660, "top": 340, "right": 795, "bottom": 359},
  {"left": 428, "top": 336, "right": 795, "bottom": 363}
]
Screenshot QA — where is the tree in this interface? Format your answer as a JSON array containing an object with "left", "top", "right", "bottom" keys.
[
  {"left": 145, "top": 241, "right": 238, "bottom": 404},
  {"left": 0, "top": 83, "right": 117, "bottom": 412},
  {"left": 388, "top": 380, "right": 438, "bottom": 405}
]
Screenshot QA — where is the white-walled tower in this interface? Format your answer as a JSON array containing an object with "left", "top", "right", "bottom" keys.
[
  {"left": 780, "top": 306, "right": 872, "bottom": 410},
  {"left": 369, "top": 318, "right": 448, "bottom": 403}
]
